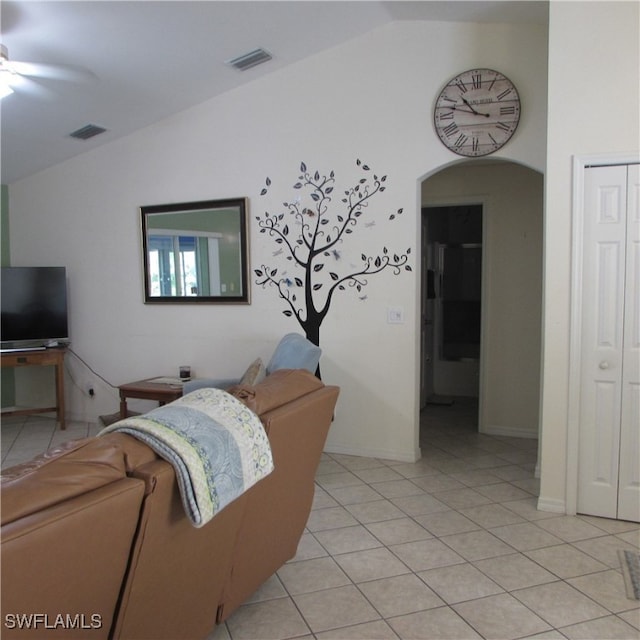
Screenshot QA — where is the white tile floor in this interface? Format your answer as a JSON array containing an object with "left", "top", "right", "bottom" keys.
[{"left": 2, "top": 400, "right": 639, "bottom": 640}]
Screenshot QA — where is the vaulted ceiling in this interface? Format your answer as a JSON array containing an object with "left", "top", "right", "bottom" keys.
[{"left": 0, "top": 1, "right": 548, "bottom": 184}]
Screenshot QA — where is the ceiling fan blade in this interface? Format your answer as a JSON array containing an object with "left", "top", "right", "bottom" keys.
[
  {"left": 7, "top": 60, "right": 95, "bottom": 83},
  {"left": 5, "top": 73, "right": 56, "bottom": 100}
]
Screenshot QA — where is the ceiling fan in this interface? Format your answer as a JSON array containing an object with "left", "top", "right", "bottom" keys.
[{"left": 0, "top": 44, "right": 94, "bottom": 99}]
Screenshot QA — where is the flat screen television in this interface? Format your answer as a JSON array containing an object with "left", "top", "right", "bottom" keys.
[{"left": 1, "top": 266, "right": 69, "bottom": 351}]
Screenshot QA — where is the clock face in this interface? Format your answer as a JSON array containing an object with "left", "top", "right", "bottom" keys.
[{"left": 433, "top": 69, "right": 521, "bottom": 157}]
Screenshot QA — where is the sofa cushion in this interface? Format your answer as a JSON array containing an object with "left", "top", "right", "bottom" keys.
[
  {"left": 240, "top": 357, "right": 267, "bottom": 386},
  {"left": 228, "top": 369, "right": 323, "bottom": 416},
  {"left": 1, "top": 437, "right": 130, "bottom": 525}
]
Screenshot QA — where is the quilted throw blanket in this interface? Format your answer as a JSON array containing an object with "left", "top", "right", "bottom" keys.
[{"left": 99, "top": 388, "right": 274, "bottom": 527}]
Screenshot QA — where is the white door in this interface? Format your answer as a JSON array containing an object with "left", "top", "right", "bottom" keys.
[
  {"left": 578, "top": 164, "right": 640, "bottom": 522},
  {"left": 618, "top": 164, "right": 639, "bottom": 521}
]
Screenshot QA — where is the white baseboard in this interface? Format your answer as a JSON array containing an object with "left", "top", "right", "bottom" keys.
[
  {"left": 324, "top": 442, "right": 421, "bottom": 463},
  {"left": 481, "top": 424, "right": 538, "bottom": 439},
  {"left": 536, "top": 496, "right": 566, "bottom": 514},
  {"left": 66, "top": 410, "right": 102, "bottom": 426}
]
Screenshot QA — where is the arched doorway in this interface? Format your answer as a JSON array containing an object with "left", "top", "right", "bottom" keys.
[{"left": 419, "top": 160, "right": 544, "bottom": 444}]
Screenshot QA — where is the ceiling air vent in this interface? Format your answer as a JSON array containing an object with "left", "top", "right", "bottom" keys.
[
  {"left": 226, "top": 48, "right": 272, "bottom": 71},
  {"left": 69, "top": 124, "right": 107, "bottom": 141}
]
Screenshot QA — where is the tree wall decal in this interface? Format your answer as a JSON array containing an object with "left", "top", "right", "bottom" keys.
[{"left": 255, "top": 159, "right": 412, "bottom": 355}]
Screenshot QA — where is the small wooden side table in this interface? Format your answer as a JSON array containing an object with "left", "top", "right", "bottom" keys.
[
  {"left": 118, "top": 378, "right": 184, "bottom": 419},
  {"left": 1, "top": 347, "right": 67, "bottom": 429}
]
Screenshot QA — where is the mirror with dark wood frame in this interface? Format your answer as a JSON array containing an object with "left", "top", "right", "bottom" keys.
[{"left": 141, "top": 198, "right": 250, "bottom": 303}]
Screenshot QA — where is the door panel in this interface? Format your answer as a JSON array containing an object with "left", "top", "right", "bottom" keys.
[
  {"left": 618, "top": 164, "right": 640, "bottom": 521},
  {"left": 578, "top": 166, "right": 627, "bottom": 518}
]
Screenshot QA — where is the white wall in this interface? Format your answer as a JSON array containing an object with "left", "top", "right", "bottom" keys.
[
  {"left": 539, "top": 1, "right": 640, "bottom": 512},
  {"left": 422, "top": 163, "right": 543, "bottom": 438},
  {"left": 9, "top": 19, "right": 548, "bottom": 462}
]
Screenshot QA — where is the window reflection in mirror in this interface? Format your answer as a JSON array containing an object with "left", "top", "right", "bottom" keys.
[{"left": 141, "top": 198, "right": 249, "bottom": 303}]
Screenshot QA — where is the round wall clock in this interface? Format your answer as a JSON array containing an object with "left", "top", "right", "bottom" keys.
[{"left": 433, "top": 68, "right": 521, "bottom": 157}]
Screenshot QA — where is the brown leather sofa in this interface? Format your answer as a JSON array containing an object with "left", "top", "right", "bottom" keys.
[{"left": 1, "top": 369, "right": 339, "bottom": 640}]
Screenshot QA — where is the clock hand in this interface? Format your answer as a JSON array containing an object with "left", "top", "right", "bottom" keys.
[
  {"left": 461, "top": 97, "right": 490, "bottom": 118},
  {"left": 461, "top": 97, "right": 479, "bottom": 114},
  {"left": 447, "top": 105, "right": 480, "bottom": 116}
]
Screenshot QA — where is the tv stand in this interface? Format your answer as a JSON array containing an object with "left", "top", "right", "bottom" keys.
[{"left": 1, "top": 347, "right": 67, "bottom": 429}]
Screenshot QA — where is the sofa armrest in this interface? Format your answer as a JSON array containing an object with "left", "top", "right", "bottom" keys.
[
  {"left": 183, "top": 377, "right": 240, "bottom": 394},
  {"left": 227, "top": 369, "right": 323, "bottom": 415},
  {"left": 1, "top": 438, "right": 129, "bottom": 526},
  {"left": 1, "top": 478, "right": 145, "bottom": 640}
]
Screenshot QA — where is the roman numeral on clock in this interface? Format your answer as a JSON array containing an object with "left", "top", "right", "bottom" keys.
[
  {"left": 454, "top": 133, "right": 468, "bottom": 148},
  {"left": 455, "top": 79, "right": 468, "bottom": 94},
  {"left": 500, "top": 106, "right": 516, "bottom": 116},
  {"left": 443, "top": 122, "right": 459, "bottom": 137},
  {"left": 472, "top": 73, "right": 482, "bottom": 89}
]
